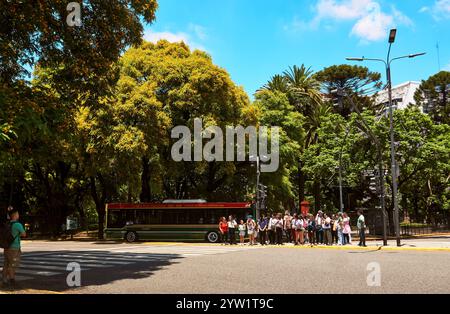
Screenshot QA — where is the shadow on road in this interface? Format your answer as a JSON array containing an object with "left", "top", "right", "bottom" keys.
[
  {"left": 1, "top": 250, "right": 184, "bottom": 293},
  {"left": 347, "top": 247, "right": 383, "bottom": 254}
]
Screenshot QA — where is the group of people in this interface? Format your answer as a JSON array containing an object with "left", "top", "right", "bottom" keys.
[{"left": 218, "top": 210, "right": 367, "bottom": 247}]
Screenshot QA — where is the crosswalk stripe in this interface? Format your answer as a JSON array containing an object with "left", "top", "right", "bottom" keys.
[
  {"left": 18, "top": 260, "right": 112, "bottom": 268},
  {"left": 0, "top": 267, "right": 61, "bottom": 277},
  {"left": 23, "top": 256, "right": 131, "bottom": 265},
  {"left": 18, "top": 263, "right": 93, "bottom": 272},
  {"left": 48, "top": 254, "right": 170, "bottom": 263}
]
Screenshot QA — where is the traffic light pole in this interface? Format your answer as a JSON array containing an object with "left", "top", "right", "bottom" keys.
[
  {"left": 336, "top": 89, "right": 388, "bottom": 246},
  {"left": 256, "top": 157, "right": 261, "bottom": 221}
]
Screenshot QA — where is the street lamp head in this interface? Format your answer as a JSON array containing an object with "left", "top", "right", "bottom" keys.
[
  {"left": 346, "top": 57, "right": 364, "bottom": 61},
  {"left": 409, "top": 52, "right": 426, "bottom": 58},
  {"left": 388, "top": 29, "right": 397, "bottom": 43}
]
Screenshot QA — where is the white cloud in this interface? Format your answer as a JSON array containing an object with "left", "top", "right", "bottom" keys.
[
  {"left": 351, "top": 4, "right": 393, "bottom": 42},
  {"left": 143, "top": 24, "right": 208, "bottom": 51},
  {"left": 420, "top": 0, "right": 450, "bottom": 21},
  {"left": 444, "top": 62, "right": 450, "bottom": 71},
  {"left": 285, "top": 0, "right": 413, "bottom": 42}
]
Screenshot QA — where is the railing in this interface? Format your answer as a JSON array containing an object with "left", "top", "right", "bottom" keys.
[{"left": 401, "top": 224, "right": 450, "bottom": 236}]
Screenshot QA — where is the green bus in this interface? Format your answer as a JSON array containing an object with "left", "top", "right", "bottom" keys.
[{"left": 105, "top": 200, "right": 254, "bottom": 243}]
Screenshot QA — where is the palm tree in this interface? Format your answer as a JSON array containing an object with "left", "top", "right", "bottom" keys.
[
  {"left": 259, "top": 74, "right": 289, "bottom": 94},
  {"left": 258, "top": 64, "right": 326, "bottom": 207},
  {"left": 283, "top": 65, "right": 322, "bottom": 114}
]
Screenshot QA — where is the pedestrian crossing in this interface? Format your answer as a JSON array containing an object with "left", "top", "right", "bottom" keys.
[{"left": 0, "top": 244, "right": 261, "bottom": 283}]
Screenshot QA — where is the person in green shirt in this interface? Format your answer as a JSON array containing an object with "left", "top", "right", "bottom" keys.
[
  {"left": 2, "top": 207, "right": 26, "bottom": 289},
  {"left": 357, "top": 210, "right": 367, "bottom": 247}
]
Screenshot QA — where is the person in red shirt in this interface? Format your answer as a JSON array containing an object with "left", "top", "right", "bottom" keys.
[{"left": 218, "top": 217, "right": 229, "bottom": 245}]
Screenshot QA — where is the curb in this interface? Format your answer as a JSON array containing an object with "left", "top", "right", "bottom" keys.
[
  {"left": 271, "top": 244, "right": 450, "bottom": 252},
  {"left": 134, "top": 242, "right": 450, "bottom": 252}
]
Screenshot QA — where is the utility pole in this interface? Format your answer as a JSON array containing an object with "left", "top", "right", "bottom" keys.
[{"left": 346, "top": 29, "right": 426, "bottom": 247}]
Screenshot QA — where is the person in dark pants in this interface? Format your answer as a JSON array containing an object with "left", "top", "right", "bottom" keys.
[
  {"left": 315, "top": 211, "right": 324, "bottom": 244},
  {"left": 307, "top": 214, "right": 316, "bottom": 246},
  {"left": 218, "top": 217, "right": 228, "bottom": 245},
  {"left": 258, "top": 214, "right": 268, "bottom": 245},
  {"left": 275, "top": 213, "right": 284, "bottom": 245},
  {"left": 268, "top": 213, "right": 276, "bottom": 245},
  {"left": 331, "top": 214, "right": 338, "bottom": 245},
  {"left": 357, "top": 210, "right": 367, "bottom": 247},
  {"left": 227, "top": 215, "right": 237, "bottom": 245}
]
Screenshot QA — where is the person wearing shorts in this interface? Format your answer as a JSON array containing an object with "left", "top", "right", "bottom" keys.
[
  {"left": 2, "top": 207, "right": 26, "bottom": 289},
  {"left": 238, "top": 220, "right": 246, "bottom": 244},
  {"left": 247, "top": 217, "right": 256, "bottom": 246}
]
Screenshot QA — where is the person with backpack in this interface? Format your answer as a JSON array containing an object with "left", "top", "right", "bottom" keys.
[
  {"left": 357, "top": 210, "right": 367, "bottom": 247},
  {"left": 307, "top": 214, "right": 316, "bottom": 246},
  {"left": 315, "top": 211, "right": 324, "bottom": 244},
  {"left": 1, "top": 207, "right": 26, "bottom": 289}
]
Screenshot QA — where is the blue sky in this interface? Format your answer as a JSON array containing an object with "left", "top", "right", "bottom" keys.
[{"left": 143, "top": 0, "right": 450, "bottom": 97}]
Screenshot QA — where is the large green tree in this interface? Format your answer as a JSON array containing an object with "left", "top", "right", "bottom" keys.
[
  {"left": 414, "top": 71, "right": 450, "bottom": 125},
  {"left": 315, "top": 64, "right": 382, "bottom": 117}
]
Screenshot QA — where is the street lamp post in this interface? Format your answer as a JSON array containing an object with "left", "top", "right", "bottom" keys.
[{"left": 346, "top": 29, "right": 426, "bottom": 247}]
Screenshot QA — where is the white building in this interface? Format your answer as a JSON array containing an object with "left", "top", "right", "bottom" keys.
[{"left": 375, "top": 81, "right": 421, "bottom": 111}]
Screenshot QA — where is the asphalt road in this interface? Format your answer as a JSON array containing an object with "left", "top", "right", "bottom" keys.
[{"left": 1, "top": 241, "right": 450, "bottom": 294}]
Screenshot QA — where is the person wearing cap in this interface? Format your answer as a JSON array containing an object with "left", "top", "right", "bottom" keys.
[{"left": 2, "top": 207, "right": 26, "bottom": 289}]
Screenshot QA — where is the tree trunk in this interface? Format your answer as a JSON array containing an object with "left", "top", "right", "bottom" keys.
[
  {"left": 140, "top": 156, "right": 152, "bottom": 202},
  {"left": 313, "top": 180, "right": 321, "bottom": 212},
  {"left": 90, "top": 176, "right": 106, "bottom": 240},
  {"left": 298, "top": 159, "right": 305, "bottom": 203}
]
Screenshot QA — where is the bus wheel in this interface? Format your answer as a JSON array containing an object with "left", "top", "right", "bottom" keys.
[
  {"left": 125, "top": 231, "right": 138, "bottom": 243},
  {"left": 206, "top": 231, "right": 219, "bottom": 243}
]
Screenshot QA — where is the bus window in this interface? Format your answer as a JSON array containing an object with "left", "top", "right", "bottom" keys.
[
  {"left": 186, "top": 209, "right": 206, "bottom": 225},
  {"left": 148, "top": 209, "right": 162, "bottom": 224},
  {"left": 136, "top": 210, "right": 151, "bottom": 225},
  {"left": 107, "top": 210, "right": 126, "bottom": 228}
]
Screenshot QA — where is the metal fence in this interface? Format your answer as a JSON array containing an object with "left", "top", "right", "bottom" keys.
[{"left": 401, "top": 224, "right": 450, "bottom": 236}]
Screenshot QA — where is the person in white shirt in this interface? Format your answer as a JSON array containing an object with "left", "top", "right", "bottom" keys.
[
  {"left": 274, "top": 213, "right": 284, "bottom": 245},
  {"left": 268, "top": 213, "right": 276, "bottom": 245},
  {"left": 246, "top": 217, "right": 256, "bottom": 245},
  {"left": 238, "top": 220, "right": 246, "bottom": 245},
  {"left": 322, "top": 214, "right": 332, "bottom": 245},
  {"left": 227, "top": 216, "right": 238, "bottom": 245},
  {"left": 315, "top": 211, "right": 324, "bottom": 244}
]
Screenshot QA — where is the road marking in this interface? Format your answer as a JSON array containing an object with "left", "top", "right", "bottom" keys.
[
  {"left": 23, "top": 256, "right": 132, "bottom": 265},
  {"left": 0, "top": 267, "right": 61, "bottom": 277}
]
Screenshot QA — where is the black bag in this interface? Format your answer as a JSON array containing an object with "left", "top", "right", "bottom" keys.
[{"left": 0, "top": 221, "right": 17, "bottom": 249}]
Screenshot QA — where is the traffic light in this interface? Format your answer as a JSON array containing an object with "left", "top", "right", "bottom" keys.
[
  {"left": 258, "top": 184, "right": 268, "bottom": 199},
  {"left": 369, "top": 176, "right": 378, "bottom": 194}
]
